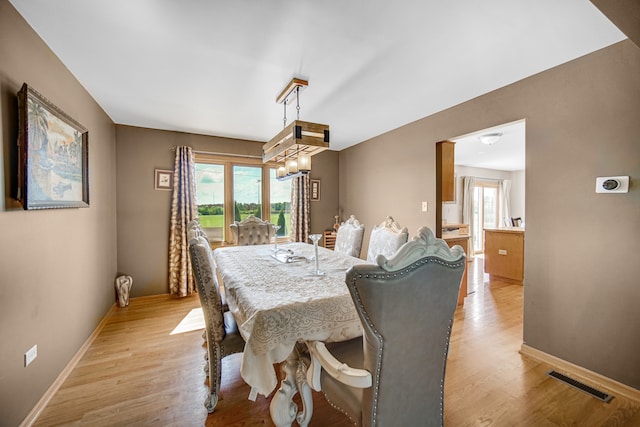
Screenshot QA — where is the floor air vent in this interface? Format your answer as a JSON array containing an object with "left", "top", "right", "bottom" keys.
[{"left": 547, "top": 370, "right": 613, "bottom": 403}]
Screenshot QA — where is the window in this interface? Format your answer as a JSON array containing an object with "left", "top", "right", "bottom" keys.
[
  {"left": 195, "top": 163, "right": 225, "bottom": 242},
  {"left": 233, "top": 165, "right": 262, "bottom": 221},
  {"left": 194, "top": 154, "right": 291, "bottom": 245},
  {"left": 270, "top": 169, "right": 291, "bottom": 237},
  {"left": 472, "top": 181, "right": 500, "bottom": 253}
]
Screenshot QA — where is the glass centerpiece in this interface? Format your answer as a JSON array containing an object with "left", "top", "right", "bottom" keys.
[
  {"left": 272, "top": 224, "right": 281, "bottom": 252},
  {"left": 309, "top": 234, "right": 324, "bottom": 276}
]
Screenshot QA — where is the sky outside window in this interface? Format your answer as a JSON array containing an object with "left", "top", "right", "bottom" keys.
[
  {"left": 233, "top": 165, "right": 262, "bottom": 204},
  {"left": 195, "top": 163, "right": 224, "bottom": 205}
]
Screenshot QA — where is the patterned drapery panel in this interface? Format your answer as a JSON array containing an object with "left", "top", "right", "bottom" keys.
[
  {"left": 461, "top": 175, "right": 476, "bottom": 257},
  {"left": 498, "top": 179, "right": 512, "bottom": 227},
  {"left": 168, "top": 146, "right": 198, "bottom": 297},
  {"left": 290, "top": 174, "right": 310, "bottom": 243}
]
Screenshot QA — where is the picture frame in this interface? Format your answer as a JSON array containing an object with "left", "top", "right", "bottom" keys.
[
  {"left": 17, "top": 83, "right": 89, "bottom": 210},
  {"left": 310, "top": 179, "right": 320, "bottom": 201},
  {"left": 155, "top": 169, "right": 173, "bottom": 190}
]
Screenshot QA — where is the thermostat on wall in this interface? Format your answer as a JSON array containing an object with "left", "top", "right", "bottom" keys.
[{"left": 595, "top": 176, "right": 629, "bottom": 193}]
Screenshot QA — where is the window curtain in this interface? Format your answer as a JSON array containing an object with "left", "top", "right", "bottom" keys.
[
  {"left": 290, "top": 174, "right": 310, "bottom": 242},
  {"left": 498, "top": 179, "right": 512, "bottom": 227},
  {"left": 461, "top": 176, "right": 476, "bottom": 257},
  {"left": 168, "top": 146, "right": 198, "bottom": 297}
]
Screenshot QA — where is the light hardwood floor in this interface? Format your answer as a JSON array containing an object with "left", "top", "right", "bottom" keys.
[{"left": 33, "top": 257, "right": 639, "bottom": 426}]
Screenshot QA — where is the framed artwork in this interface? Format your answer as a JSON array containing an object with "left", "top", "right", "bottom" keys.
[
  {"left": 17, "top": 83, "right": 89, "bottom": 210},
  {"left": 310, "top": 179, "right": 320, "bottom": 201},
  {"left": 155, "top": 169, "right": 173, "bottom": 190}
]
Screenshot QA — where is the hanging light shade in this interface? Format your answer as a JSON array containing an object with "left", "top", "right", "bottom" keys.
[
  {"left": 298, "top": 153, "right": 311, "bottom": 172},
  {"left": 263, "top": 78, "right": 329, "bottom": 179},
  {"left": 285, "top": 158, "right": 298, "bottom": 175}
]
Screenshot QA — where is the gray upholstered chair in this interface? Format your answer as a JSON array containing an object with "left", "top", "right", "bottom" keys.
[
  {"left": 188, "top": 218, "right": 201, "bottom": 232},
  {"left": 189, "top": 237, "right": 245, "bottom": 413},
  {"left": 365, "top": 216, "right": 409, "bottom": 263},
  {"left": 189, "top": 223, "right": 231, "bottom": 345},
  {"left": 188, "top": 219, "right": 209, "bottom": 242},
  {"left": 334, "top": 215, "right": 365, "bottom": 258},
  {"left": 306, "top": 226, "right": 466, "bottom": 426},
  {"left": 229, "top": 214, "right": 274, "bottom": 245}
]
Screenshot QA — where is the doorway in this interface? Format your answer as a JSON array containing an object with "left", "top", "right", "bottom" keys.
[{"left": 436, "top": 119, "right": 526, "bottom": 298}]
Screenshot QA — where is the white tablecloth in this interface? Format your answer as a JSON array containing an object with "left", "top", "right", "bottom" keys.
[{"left": 213, "top": 242, "right": 366, "bottom": 397}]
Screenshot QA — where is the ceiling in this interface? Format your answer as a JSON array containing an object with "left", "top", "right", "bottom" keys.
[
  {"left": 10, "top": 1, "right": 625, "bottom": 165},
  {"left": 452, "top": 120, "right": 526, "bottom": 171}
]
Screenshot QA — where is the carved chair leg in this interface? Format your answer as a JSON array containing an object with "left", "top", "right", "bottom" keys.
[
  {"left": 204, "top": 345, "right": 222, "bottom": 413},
  {"left": 204, "top": 393, "right": 219, "bottom": 414}
]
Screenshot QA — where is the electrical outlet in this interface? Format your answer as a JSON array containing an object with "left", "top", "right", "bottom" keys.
[
  {"left": 25, "top": 345, "right": 37, "bottom": 367},
  {"left": 421, "top": 201, "right": 428, "bottom": 212}
]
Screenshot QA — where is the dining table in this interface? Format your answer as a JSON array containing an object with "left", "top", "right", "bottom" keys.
[{"left": 212, "top": 241, "right": 366, "bottom": 426}]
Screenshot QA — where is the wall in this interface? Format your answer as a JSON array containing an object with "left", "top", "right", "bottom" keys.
[
  {"left": 116, "top": 125, "right": 339, "bottom": 296},
  {"left": 591, "top": 0, "right": 640, "bottom": 48},
  {"left": 442, "top": 165, "right": 525, "bottom": 225},
  {"left": 339, "top": 124, "right": 432, "bottom": 254},
  {"left": 339, "top": 40, "right": 640, "bottom": 390},
  {"left": 0, "top": 1, "right": 118, "bottom": 425}
]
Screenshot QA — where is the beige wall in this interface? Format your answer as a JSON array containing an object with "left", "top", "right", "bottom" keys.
[
  {"left": 591, "top": 0, "right": 640, "bottom": 48},
  {"left": 116, "top": 125, "right": 339, "bottom": 296},
  {"left": 340, "top": 40, "right": 640, "bottom": 390},
  {"left": 0, "top": 1, "right": 118, "bottom": 425}
]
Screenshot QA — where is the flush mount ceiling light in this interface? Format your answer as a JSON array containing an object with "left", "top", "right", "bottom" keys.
[
  {"left": 263, "top": 78, "right": 329, "bottom": 180},
  {"left": 478, "top": 132, "right": 502, "bottom": 145}
]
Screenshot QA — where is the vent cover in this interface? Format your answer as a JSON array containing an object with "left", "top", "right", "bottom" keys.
[{"left": 547, "top": 370, "right": 613, "bottom": 403}]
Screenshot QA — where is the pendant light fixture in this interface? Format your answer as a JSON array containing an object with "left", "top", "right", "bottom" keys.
[{"left": 263, "top": 78, "right": 329, "bottom": 180}]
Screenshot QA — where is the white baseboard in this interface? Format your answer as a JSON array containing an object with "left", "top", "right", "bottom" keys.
[
  {"left": 520, "top": 344, "right": 640, "bottom": 402},
  {"left": 19, "top": 302, "right": 118, "bottom": 427}
]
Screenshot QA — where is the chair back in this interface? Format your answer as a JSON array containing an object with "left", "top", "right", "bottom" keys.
[
  {"left": 230, "top": 214, "right": 274, "bottom": 245},
  {"left": 334, "top": 215, "right": 365, "bottom": 258},
  {"left": 365, "top": 216, "right": 408, "bottom": 263},
  {"left": 189, "top": 237, "right": 226, "bottom": 343},
  {"left": 188, "top": 219, "right": 209, "bottom": 242},
  {"left": 349, "top": 226, "right": 465, "bottom": 426}
]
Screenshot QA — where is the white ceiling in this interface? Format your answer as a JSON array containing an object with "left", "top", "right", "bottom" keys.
[
  {"left": 10, "top": 0, "right": 625, "bottom": 166},
  {"left": 453, "top": 120, "right": 526, "bottom": 171}
]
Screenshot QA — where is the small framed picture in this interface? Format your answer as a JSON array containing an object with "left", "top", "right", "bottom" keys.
[
  {"left": 155, "top": 169, "right": 173, "bottom": 190},
  {"left": 310, "top": 179, "right": 320, "bottom": 201}
]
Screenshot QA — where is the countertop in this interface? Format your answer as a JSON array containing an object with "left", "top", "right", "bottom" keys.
[{"left": 484, "top": 227, "right": 525, "bottom": 234}]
